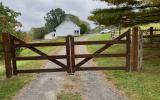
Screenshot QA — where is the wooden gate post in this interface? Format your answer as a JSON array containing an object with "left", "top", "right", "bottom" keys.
[
  {"left": 2, "top": 32, "right": 13, "bottom": 78},
  {"left": 131, "top": 27, "right": 143, "bottom": 71},
  {"left": 126, "top": 29, "right": 131, "bottom": 72},
  {"left": 66, "top": 36, "right": 72, "bottom": 74},
  {"left": 10, "top": 36, "right": 18, "bottom": 75},
  {"left": 150, "top": 27, "right": 153, "bottom": 43},
  {"left": 70, "top": 36, "right": 75, "bottom": 73}
]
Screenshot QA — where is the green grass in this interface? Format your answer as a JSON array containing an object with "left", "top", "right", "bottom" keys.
[
  {"left": 57, "top": 91, "right": 82, "bottom": 100},
  {"left": 140, "top": 23, "right": 160, "bottom": 29},
  {"left": 87, "top": 34, "right": 160, "bottom": 100},
  {"left": 0, "top": 38, "right": 64, "bottom": 100}
]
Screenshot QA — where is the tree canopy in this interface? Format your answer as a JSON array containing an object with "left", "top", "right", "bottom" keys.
[
  {"left": 0, "top": 2, "right": 21, "bottom": 37},
  {"left": 44, "top": 8, "right": 66, "bottom": 32},
  {"left": 0, "top": 2, "right": 22, "bottom": 59},
  {"left": 67, "top": 14, "right": 90, "bottom": 34},
  {"left": 89, "top": 0, "right": 160, "bottom": 27}
]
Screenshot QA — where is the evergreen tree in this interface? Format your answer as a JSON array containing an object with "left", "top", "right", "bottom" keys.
[{"left": 89, "top": 0, "right": 160, "bottom": 27}]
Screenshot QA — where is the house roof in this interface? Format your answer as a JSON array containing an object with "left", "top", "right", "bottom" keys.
[{"left": 55, "top": 19, "right": 80, "bottom": 30}]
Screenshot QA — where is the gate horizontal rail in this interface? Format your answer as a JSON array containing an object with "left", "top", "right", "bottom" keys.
[
  {"left": 15, "top": 42, "right": 66, "bottom": 47},
  {"left": 75, "top": 67, "right": 127, "bottom": 71},
  {"left": 75, "top": 54, "right": 126, "bottom": 58},
  {"left": 15, "top": 55, "right": 67, "bottom": 60},
  {"left": 17, "top": 68, "right": 66, "bottom": 73},
  {"left": 74, "top": 40, "right": 127, "bottom": 45}
]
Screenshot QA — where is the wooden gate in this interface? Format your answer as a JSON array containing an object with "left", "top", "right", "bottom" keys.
[
  {"left": 69, "top": 29, "right": 131, "bottom": 73},
  {"left": 2, "top": 29, "right": 131, "bottom": 78}
]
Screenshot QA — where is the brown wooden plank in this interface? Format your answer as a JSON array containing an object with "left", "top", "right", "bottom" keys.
[
  {"left": 143, "top": 34, "right": 160, "bottom": 38},
  {"left": 70, "top": 36, "right": 75, "bottom": 73},
  {"left": 75, "top": 67, "right": 127, "bottom": 71},
  {"left": 2, "top": 33, "right": 13, "bottom": 78},
  {"left": 15, "top": 42, "right": 66, "bottom": 47},
  {"left": 150, "top": 27, "right": 153, "bottom": 43},
  {"left": 126, "top": 29, "right": 131, "bottom": 72},
  {"left": 74, "top": 40, "right": 127, "bottom": 45},
  {"left": 131, "top": 27, "right": 139, "bottom": 71},
  {"left": 15, "top": 55, "right": 67, "bottom": 60},
  {"left": 10, "top": 36, "right": 18, "bottom": 75},
  {"left": 75, "top": 30, "right": 129, "bottom": 68},
  {"left": 17, "top": 68, "right": 66, "bottom": 73},
  {"left": 10, "top": 35, "right": 66, "bottom": 68},
  {"left": 75, "top": 54, "right": 126, "bottom": 58},
  {"left": 66, "top": 36, "right": 71, "bottom": 73}
]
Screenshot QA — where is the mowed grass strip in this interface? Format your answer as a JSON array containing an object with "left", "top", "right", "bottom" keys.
[
  {"left": 87, "top": 33, "right": 160, "bottom": 100},
  {"left": 57, "top": 91, "right": 82, "bottom": 100},
  {"left": 0, "top": 38, "right": 64, "bottom": 100}
]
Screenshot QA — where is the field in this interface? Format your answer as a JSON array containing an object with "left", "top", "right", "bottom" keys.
[
  {"left": 87, "top": 33, "right": 160, "bottom": 100},
  {"left": 0, "top": 38, "right": 64, "bottom": 100}
]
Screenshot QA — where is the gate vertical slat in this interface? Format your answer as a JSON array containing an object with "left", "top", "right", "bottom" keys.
[
  {"left": 70, "top": 36, "right": 75, "bottom": 73},
  {"left": 10, "top": 36, "right": 18, "bottom": 75},
  {"left": 126, "top": 29, "right": 131, "bottom": 72},
  {"left": 2, "top": 32, "right": 13, "bottom": 78},
  {"left": 150, "top": 27, "right": 153, "bottom": 43},
  {"left": 66, "top": 36, "right": 71, "bottom": 73}
]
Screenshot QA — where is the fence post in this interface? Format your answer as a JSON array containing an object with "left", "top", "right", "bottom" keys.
[
  {"left": 150, "top": 27, "right": 153, "bottom": 43},
  {"left": 70, "top": 36, "right": 75, "bottom": 73},
  {"left": 66, "top": 36, "right": 71, "bottom": 74},
  {"left": 10, "top": 36, "right": 18, "bottom": 75},
  {"left": 138, "top": 32, "right": 143, "bottom": 71},
  {"left": 2, "top": 33, "right": 13, "bottom": 78},
  {"left": 126, "top": 29, "right": 131, "bottom": 72},
  {"left": 131, "top": 27, "right": 142, "bottom": 71}
]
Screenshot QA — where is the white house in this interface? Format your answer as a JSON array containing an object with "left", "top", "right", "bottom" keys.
[
  {"left": 44, "top": 19, "right": 80, "bottom": 39},
  {"left": 44, "top": 32, "right": 56, "bottom": 39}
]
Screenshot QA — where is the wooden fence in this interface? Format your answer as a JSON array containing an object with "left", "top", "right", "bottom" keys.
[
  {"left": 2, "top": 28, "right": 143, "bottom": 78},
  {"left": 142, "top": 27, "right": 160, "bottom": 43}
]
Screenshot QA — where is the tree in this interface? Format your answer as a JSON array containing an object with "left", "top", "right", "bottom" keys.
[
  {"left": 44, "top": 8, "right": 66, "bottom": 32},
  {"left": 89, "top": 0, "right": 160, "bottom": 27},
  {"left": 0, "top": 2, "right": 21, "bottom": 60},
  {"left": 0, "top": 2, "right": 21, "bottom": 35},
  {"left": 30, "top": 27, "right": 48, "bottom": 39},
  {"left": 79, "top": 23, "right": 88, "bottom": 34},
  {"left": 67, "top": 14, "right": 81, "bottom": 25},
  {"left": 67, "top": 14, "right": 91, "bottom": 34}
]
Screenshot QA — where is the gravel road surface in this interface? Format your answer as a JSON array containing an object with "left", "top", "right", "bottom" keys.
[{"left": 14, "top": 35, "right": 127, "bottom": 100}]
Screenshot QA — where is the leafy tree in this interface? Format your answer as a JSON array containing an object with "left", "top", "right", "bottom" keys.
[
  {"left": 0, "top": 2, "right": 21, "bottom": 35},
  {"left": 67, "top": 14, "right": 90, "bottom": 34},
  {"left": 44, "top": 8, "right": 66, "bottom": 32},
  {"left": 0, "top": 2, "right": 21, "bottom": 60},
  {"left": 89, "top": 0, "right": 160, "bottom": 27},
  {"left": 30, "top": 27, "right": 48, "bottom": 39},
  {"left": 67, "top": 14, "right": 81, "bottom": 25},
  {"left": 79, "top": 23, "right": 88, "bottom": 34}
]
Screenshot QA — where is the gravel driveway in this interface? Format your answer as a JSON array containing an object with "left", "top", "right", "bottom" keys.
[{"left": 13, "top": 34, "right": 127, "bottom": 100}]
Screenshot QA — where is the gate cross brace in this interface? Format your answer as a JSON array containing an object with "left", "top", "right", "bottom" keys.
[
  {"left": 75, "top": 30, "right": 130, "bottom": 68},
  {"left": 10, "top": 35, "right": 67, "bottom": 69}
]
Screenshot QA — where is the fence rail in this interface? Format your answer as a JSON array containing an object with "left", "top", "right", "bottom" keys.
[{"left": 15, "top": 42, "right": 66, "bottom": 47}]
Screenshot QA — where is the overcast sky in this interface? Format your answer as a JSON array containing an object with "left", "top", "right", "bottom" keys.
[{"left": 0, "top": 0, "right": 108, "bottom": 31}]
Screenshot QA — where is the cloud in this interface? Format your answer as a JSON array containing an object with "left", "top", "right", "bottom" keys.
[{"left": 0, "top": 0, "right": 107, "bottom": 31}]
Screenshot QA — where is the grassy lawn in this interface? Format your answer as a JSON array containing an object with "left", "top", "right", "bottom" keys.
[
  {"left": 57, "top": 91, "right": 82, "bottom": 100},
  {"left": 0, "top": 38, "right": 64, "bottom": 100},
  {"left": 87, "top": 33, "right": 160, "bottom": 100}
]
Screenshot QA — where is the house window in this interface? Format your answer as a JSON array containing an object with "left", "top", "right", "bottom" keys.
[
  {"left": 52, "top": 33, "right": 55, "bottom": 37},
  {"left": 74, "top": 30, "right": 79, "bottom": 35}
]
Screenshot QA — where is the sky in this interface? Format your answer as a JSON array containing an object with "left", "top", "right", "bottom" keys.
[{"left": 0, "top": 0, "right": 108, "bottom": 31}]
